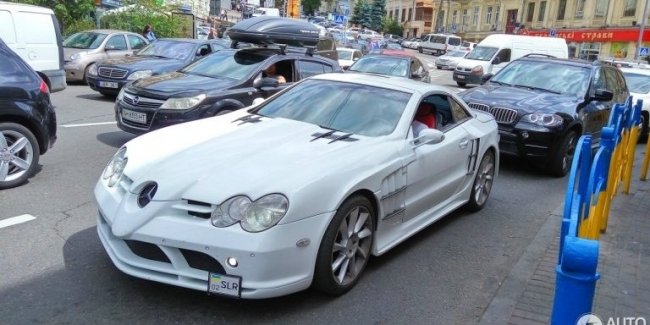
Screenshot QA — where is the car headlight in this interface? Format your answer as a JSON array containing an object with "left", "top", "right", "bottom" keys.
[
  {"left": 102, "top": 147, "right": 128, "bottom": 187},
  {"left": 210, "top": 194, "right": 289, "bottom": 232},
  {"left": 127, "top": 70, "right": 153, "bottom": 80},
  {"left": 160, "top": 94, "right": 206, "bottom": 110},
  {"left": 116, "top": 87, "right": 126, "bottom": 102},
  {"left": 521, "top": 112, "right": 564, "bottom": 127},
  {"left": 87, "top": 63, "right": 98, "bottom": 76},
  {"left": 471, "top": 65, "right": 484, "bottom": 74},
  {"left": 70, "top": 51, "right": 87, "bottom": 61}
]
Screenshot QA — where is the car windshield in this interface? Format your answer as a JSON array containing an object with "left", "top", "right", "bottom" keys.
[
  {"left": 386, "top": 43, "right": 402, "bottom": 50},
  {"left": 492, "top": 60, "right": 591, "bottom": 97},
  {"left": 337, "top": 50, "right": 353, "bottom": 60},
  {"left": 623, "top": 72, "right": 650, "bottom": 94},
  {"left": 256, "top": 79, "right": 410, "bottom": 137},
  {"left": 136, "top": 40, "right": 196, "bottom": 60},
  {"left": 348, "top": 56, "right": 409, "bottom": 77},
  {"left": 63, "top": 32, "right": 107, "bottom": 49},
  {"left": 181, "top": 50, "right": 267, "bottom": 80},
  {"left": 466, "top": 46, "right": 498, "bottom": 61},
  {"left": 446, "top": 50, "right": 467, "bottom": 57}
]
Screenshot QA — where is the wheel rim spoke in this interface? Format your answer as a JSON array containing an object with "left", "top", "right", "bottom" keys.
[
  {"left": 354, "top": 211, "right": 369, "bottom": 234},
  {"left": 9, "top": 137, "right": 28, "bottom": 153},
  {"left": 0, "top": 161, "right": 8, "bottom": 181},
  {"left": 331, "top": 253, "right": 346, "bottom": 272},
  {"left": 11, "top": 156, "right": 30, "bottom": 171},
  {"left": 338, "top": 218, "right": 349, "bottom": 241},
  {"left": 357, "top": 228, "right": 372, "bottom": 239},
  {"left": 0, "top": 132, "right": 7, "bottom": 149},
  {"left": 333, "top": 242, "right": 346, "bottom": 252},
  {"left": 356, "top": 246, "right": 368, "bottom": 259},
  {"left": 347, "top": 207, "right": 359, "bottom": 237},
  {"left": 336, "top": 258, "right": 350, "bottom": 284}
]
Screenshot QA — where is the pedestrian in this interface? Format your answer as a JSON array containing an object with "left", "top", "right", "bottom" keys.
[
  {"left": 208, "top": 28, "right": 217, "bottom": 39},
  {"left": 143, "top": 24, "right": 156, "bottom": 42},
  {"left": 221, "top": 9, "right": 228, "bottom": 21}
]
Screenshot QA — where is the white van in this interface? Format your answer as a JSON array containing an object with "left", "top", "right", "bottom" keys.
[
  {"left": 0, "top": 2, "right": 66, "bottom": 92},
  {"left": 252, "top": 7, "right": 280, "bottom": 17},
  {"left": 453, "top": 34, "right": 568, "bottom": 87},
  {"left": 418, "top": 33, "right": 462, "bottom": 55}
]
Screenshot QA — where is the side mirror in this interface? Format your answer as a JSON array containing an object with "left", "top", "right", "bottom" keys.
[
  {"left": 353, "top": 57, "right": 359, "bottom": 61},
  {"left": 253, "top": 77, "right": 279, "bottom": 89},
  {"left": 492, "top": 57, "right": 501, "bottom": 64},
  {"left": 252, "top": 97, "right": 265, "bottom": 106},
  {"left": 412, "top": 72, "right": 424, "bottom": 79},
  {"left": 481, "top": 73, "right": 494, "bottom": 84},
  {"left": 413, "top": 128, "right": 445, "bottom": 147},
  {"left": 593, "top": 88, "right": 614, "bottom": 101}
]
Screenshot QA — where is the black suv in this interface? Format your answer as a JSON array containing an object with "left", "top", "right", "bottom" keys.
[
  {"left": 461, "top": 56, "right": 629, "bottom": 176},
  {"left": 0, "top": 39, "right": 57, "bottom": 189},
  {"left": 115, "top": 47, "right": 341, "bottom": 134}
]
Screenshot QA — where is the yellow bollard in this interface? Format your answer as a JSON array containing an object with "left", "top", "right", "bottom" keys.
[
  {"left": 623, "top": 126, "right": 640, "bottom": 193},
  {"left": 642, "top": 135, "right": 650, "bottom": 180}
]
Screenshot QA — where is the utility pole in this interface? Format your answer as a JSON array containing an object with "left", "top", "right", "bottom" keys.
[{"left": 635, "top": 0, "right": 650, "bottom": 60}]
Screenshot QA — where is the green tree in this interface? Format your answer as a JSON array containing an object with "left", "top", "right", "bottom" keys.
[
  {"left": 360, "top": 1, "right": 372, "bottom": 28},
  {"left": 369, "top": 0, "right": 386, "bottom": 31},
  {"left": 99, "top": 0, "right": 186, "bottom": 38},
  {"left": 349, "top": 0, "right": 365, "bottom": 26},
  {"left": 382, "top": 17, "right": 403, "bottom": 36},
  {"left": 302, "top": 0, "right": 321, "bottom": 16}
]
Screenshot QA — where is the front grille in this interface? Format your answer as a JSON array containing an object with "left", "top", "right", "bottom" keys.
[
  {"left": 98, "top": 67, "right": 128, "bottom": 79},
  {"left": 468, "top": 103, "right": 519, "bottom": 124},
  {"left": 171, "top": 200, "right": 213, "bottom": 219},
  {"left": 125, "top": 240, "right": 171, "bottom": 263},
  {"left": 122, "top": 93, "right": 164, "bottom": 109},
  {"left": 180, "top": 249, "right": 226, "bottom": 273}
]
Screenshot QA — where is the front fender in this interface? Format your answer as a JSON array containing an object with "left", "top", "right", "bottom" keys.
[{"left": 205, "top": 98, "right": 246, "bottom": 116}]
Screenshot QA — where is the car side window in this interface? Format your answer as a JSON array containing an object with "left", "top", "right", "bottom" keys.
[
  {"left": 128, "top": 35, "right": 147, "bottom": 50},
  {"left": 422, "top": 94, "right": 455, "bottom": 131},
  {"left": 106, "top": 35, "right": 128, "bottom": 50},
  {"left": 603, "top": 68, "right": 619, "bottom": 93},
  {"left": 298, "top": 60, "right": 328, "bottom": 78},
  {"left": 449, "top": 98, "right": 470, "bottom": 123},
  {"left": 317, "top": 38, "right": 334, "bottom": 51},
  {"left": 448, "top": 37, "right": 461, "bottom": 46},
  {"left": 196, "top": 44, "right": 211, "bottom": 57},
  {"left": 496, "top": 49, "right": 511, "bottom": 62},
  {"left": 593, "top": 68, "right": 607, "bottom": 90},
  {"left": 410, "top": 59, "right": 423, "bottom": 75},
  {"left": 353, "top": 51, "right": 362, "bottom": 60}
]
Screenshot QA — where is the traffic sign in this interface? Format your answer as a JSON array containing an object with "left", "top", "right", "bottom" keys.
[
  {"left": 334, "top": 15, "right": 345, "bottom": 24},
  {"left": 550, "top": 28, "right": 557, "bottom": 37},
  {"left": 640, "top": 47, "right": 649, "bottom": 57}
]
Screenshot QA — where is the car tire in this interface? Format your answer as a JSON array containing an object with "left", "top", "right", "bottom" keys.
[
  {"left": 465, "top": 150, "right": 495, "bottom": 212},
  {"left": 456, "top": 82, "right": 466, "bottom": 87},
  {"left": 313, "top": 195, "right": 375, "bottom": 296},
  {"left": 639, "top": 111, "right": 649, "bottom": 143},
  {"left": 548, "top": 131, "right": 577, "bottom": 177},
  {"left": 418, "top": 47, "right": 423, "bottom": 53},
  {"left": 436, "top": 66, "right": 442, "bottom": 69},
  {"left": 0, "top": 122, "right": 40, "bottom": 190}
]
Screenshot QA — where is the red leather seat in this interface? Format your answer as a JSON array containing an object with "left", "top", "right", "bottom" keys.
[{"left": 415, "top": 103, "right": 436, "bottom": 128}]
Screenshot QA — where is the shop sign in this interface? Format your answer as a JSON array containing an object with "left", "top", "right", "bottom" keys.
[{"left": 527, "top": 28, "right": 650, "bottom": 42}]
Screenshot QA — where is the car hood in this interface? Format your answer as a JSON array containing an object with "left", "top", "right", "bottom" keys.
[
  {"left": 461, "top": 83, "right": 582, "bottom": 114},
  {"left": 129, "top": 72, "right": 238, "bottom": 97},
  {"left": 98, "top": 56, "right": 185, "bottom": 72},
  {"left": 630, "top": 91, "right": 650, "bottom": 111},
  {"left": 121, "top": 110, "right": 390, "bottom": 203}
]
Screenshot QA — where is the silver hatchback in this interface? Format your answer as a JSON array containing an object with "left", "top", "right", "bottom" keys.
[{"left": 63, "top": 29, "right": 148, "bottom": 82}]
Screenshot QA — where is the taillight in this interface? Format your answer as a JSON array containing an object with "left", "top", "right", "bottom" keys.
[{"left": 39, "top": 80, "right": 49, "bottom": 94}]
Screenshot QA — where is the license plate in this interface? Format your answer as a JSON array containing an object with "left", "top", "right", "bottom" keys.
[
  {"left": 208, "top": 272, "right": 242, "bottom": 298},
  {"left": 121, "top": 109, "right": 146, "bottom": 124},
  {"left": 99, "top": 81, "right": 118, "bottom": 88},
  {"left": 456, "top": 74, "right": 466, "bottom": 79}
]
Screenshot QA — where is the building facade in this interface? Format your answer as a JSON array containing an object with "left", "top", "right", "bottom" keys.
[{"left": 387, "top": 0, "right": 650, "bottom": 60}]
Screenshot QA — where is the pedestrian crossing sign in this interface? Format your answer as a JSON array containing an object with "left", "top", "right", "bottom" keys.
[
  {"left": 640, "top": 47, "right": 649, "bottom": 57},
  {"left": 334, "top": 15, "right": 345, "bottom": 24}
]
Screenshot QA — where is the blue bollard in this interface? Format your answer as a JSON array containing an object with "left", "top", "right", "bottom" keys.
[{"left": 551, "top": 236, "right": 600, "bottom": 325}]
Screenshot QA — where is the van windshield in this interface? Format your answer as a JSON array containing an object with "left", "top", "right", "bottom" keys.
[
  {"left": 466, "top": 46, "right": 498, "bottom": 61},
  {"left": 63, "top": 32, "right": 107, "bottom": 49}
]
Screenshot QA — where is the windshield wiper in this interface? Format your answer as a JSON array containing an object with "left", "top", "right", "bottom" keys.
[
  {"left": 328, "top": 133, "right": 356, "bottom": 144},
  {"left": 232, "top": 114, "right": 263, "bottom": 124},
  {"left": 490, "top": 80, "right": 510, "bottom": 86},
  {"left": 513, "top": 84, "right": 562, "bottom": 94},
  {"left": 310, "top": 129, "right": 336, "bottom": 141}
]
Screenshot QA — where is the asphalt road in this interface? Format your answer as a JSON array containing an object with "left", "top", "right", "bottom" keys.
[{"left": 0, "top": 62, "right": 568, "bottom": 324}]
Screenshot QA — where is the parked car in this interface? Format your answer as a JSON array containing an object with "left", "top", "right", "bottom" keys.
[
  {"left": 620, "top": 67, "right": 650, "bottom": 139},
  {"left": 95, "top": 72, "right": 499, "bottom": 299},
  {"left": 435, "top": 50, "right": 468, "bottom": 70},
  {"left": 86, "top": 38, "right": 229, "bottom": 96},
  {"left": 337, "top": 48, "right": 363, "bottom": 69},
  {"left": 0, "top": 39, "right": 57, "bottom": 189},
  {"left": 460, "top": 56, "right": 629, "bottom": 176},
  {"left": 114, "top": 47, "right": 341, "bottom": 135},
  {"left": 63, "top": 29, "right": 148, "bottom": 83},
  {"left": 347, "top": 50, "right": 430, "bottom": 83},
  {"left": 418, "top": 33, "right": 462, "bottom": 55},
  {"left": 0, "top": 2, "right": 66, "bottom": 92}
]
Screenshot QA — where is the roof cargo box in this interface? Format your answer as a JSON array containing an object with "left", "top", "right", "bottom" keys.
[{"left": 228, "top": 16, "right": 320, "bottom": 47}]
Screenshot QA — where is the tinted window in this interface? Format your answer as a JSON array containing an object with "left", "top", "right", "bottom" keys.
[
  {"left": 593, "top": 68, "right": 606, "bottom": 90},
  {"left": 298, "top": 61, "right": 327, "bottom": 78},
  {"left": 448, "top": 37, "right": 461, "bottom": 46},
  {"left": 128, "top": 35, "right": 147, "bottom": 49},
  {"left": 317, "top": 38, "right": 334, "bottom": 51},
  {"left": 256, "top": 79, "right": 411, "bottom": 137},
  {"left": 106, "top": 35, "right": 127, "bottom": 50},
  {"left": 450, "top": 98, "right": 470, "bottom": 122},
  {"left": 0, "top": 48, "right": 34, "bottom": 84},
  {"left": 137, "top": 40, "right": 196, "bottom": 60},
  {"left": 603, "top": 68, "right": 620, "bottom": 93},
  {"left": 63, "top": 32, "right": 107, "bottom": 49},
  {"left": 337, "top": 50, "right": 353, "bottom": 60},
  {"left": 433, "top": 36, "right": 446, "bottom": 43},
  {"left": 492, "top": 60, "right": 591, "bottom": 97},
  {"left": 497, "top": 48, "right": 511, "bottom": 62},
  {"left": 181, "top": 50, "right": 266, "bottom": 79},
  {"left": 349, "top": 56, "right": 410, "bottom": 77}
]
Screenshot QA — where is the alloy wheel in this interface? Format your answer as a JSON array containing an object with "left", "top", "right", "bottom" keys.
[
  {"left": 473, "top": 153, "right": 495, "bottom": 207},
  {"left": 330, "top": 206, "right": 373, "bottom": 286},
  {"left": 0, "top": 130, "right": 34, "bottom": 183}
]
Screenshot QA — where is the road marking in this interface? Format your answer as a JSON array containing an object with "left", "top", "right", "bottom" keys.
[
  {"left": 61, "top": 121, "right": 117, "bottom": 128},
  {"left": 0, "top": 214, "right": 36, "bottom": 229}
]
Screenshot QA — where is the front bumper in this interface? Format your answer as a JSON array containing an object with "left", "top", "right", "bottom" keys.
[
  {"left": 64, "top": 62, "right": 86, "bottom": 82},
  {"left": 498, "top": 123, "right": 564, "bottom": 164},
  {"left": 87, "top": 75, "right": 129, "bottom": 95},
  {"left": 95, "top": 180, "right": 333, "bottom": 299},
  {"left": 453, "top": 70, "right": 482, "bottom": 84}
]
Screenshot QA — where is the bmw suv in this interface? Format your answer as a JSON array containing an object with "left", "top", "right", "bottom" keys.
[{"left": 461, "top": 56, "right": 629, "bottom": 176}]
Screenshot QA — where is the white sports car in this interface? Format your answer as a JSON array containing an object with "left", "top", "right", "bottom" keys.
[{"left": 95, "top": 73, "right": 499, "bottom": 299}]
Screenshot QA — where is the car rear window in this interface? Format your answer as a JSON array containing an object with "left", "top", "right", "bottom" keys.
[
  {"left": 0, "top": 48, "right": 34, "bottom": 84},
  {"left": 449, "top": 37, "right": 461, "bottom": 46}
]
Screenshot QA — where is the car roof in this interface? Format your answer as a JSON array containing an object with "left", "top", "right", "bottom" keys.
[
  {"left": 517, "top": 56, "right": 600, "bottom": 68},
  {"left": 311, "top": 73, "right": 444, "bottom": 95},
  {"left": 81, "top": 29, "right": 139, "bottom": 35},
  {"left": 157, "top": 38, "right": 219, "bottom": 44},
  {"left": 368, "top": 50, "right": 414, "bottom": 58},
  {"left": 620, "top": 67, "right": 650, "bottom": 75}
]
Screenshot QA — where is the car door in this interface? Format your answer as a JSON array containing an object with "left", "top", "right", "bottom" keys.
[
  {"left": 490, "top": 48, "right": 511, "bottom": 74},
  {"left": 104, "top": 34, "right": 130, "bottom": 58},
  {"left": 581, "top": 67, "right": 612, "bottom": 143},
  {"left": 403, "top": 94, "right": 473, "bottom": 222},
  {"left": 127, "top": 35, "right": 147, "bottom": 52}
]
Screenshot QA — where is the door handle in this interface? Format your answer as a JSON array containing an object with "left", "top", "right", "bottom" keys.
[{"left": 459, "top": 138, "right": 469, "bottom": 149}]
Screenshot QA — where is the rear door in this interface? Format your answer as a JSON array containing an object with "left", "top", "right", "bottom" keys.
[
  {"left": 13, "top": 10, "right": 58, "bottom": 72},
  {"left": 104, "top": 34, "right": 130, "bottom": 58}
]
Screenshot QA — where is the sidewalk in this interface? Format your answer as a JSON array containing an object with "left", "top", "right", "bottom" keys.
[{"left": 480, "top": 145, "right": 650, "bottom": 324}]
